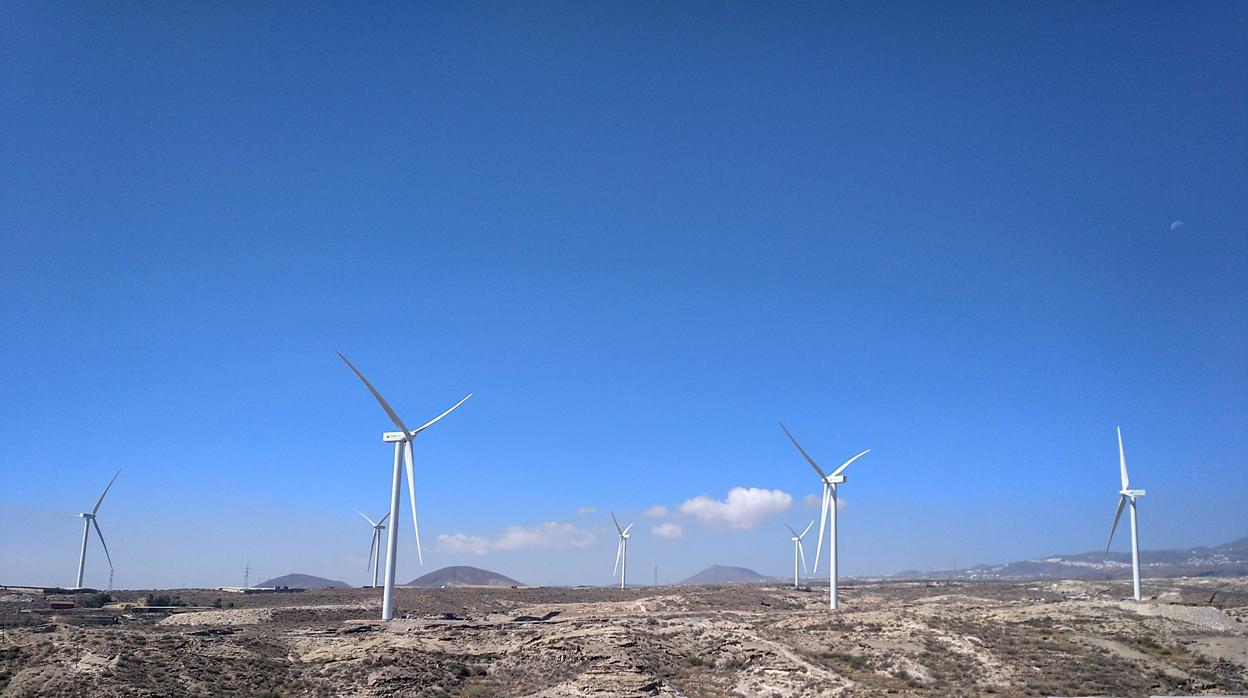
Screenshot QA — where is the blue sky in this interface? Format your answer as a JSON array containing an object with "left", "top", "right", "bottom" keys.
[{"left": 2, "top": 2, "right": 1245, "bottom": 589}]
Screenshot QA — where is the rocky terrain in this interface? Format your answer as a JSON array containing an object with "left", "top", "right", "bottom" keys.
[{"left": 2, "top": 578, "right": 1247, "bottom": 696}]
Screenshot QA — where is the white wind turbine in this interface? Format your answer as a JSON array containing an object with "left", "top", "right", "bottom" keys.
[
  {"left": 338, "top": 352, "right": 471, "bottom": 620},
  {"left": 1106, "top": 426, "right": 1147, "bottom": 602},
  {"left": 784, "top": 521, "right": 814, "bottom": 588},
  {"left": 357, "top": 510, "right": 390, "bottom": 589},
  {"left": 611, "top": 511, "right": 634, "bottom": 590},
  {"left": 781, "top": 422, "right": 868, "bottom": 610},
  {"left": 72, "top": 470, "right": 120, "bottom": 589}
]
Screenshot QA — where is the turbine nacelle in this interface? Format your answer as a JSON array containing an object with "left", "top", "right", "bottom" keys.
[
  {"left": 823, "top": 475, "right": 846, "bottom": 485},
  {"left": 1120, "top": 489, "right": 1146, "bottom": 498}
]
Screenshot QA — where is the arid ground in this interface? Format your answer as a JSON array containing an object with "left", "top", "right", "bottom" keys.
[{"left": 3, "top": 578, "right": 1247, "bottom": 696}]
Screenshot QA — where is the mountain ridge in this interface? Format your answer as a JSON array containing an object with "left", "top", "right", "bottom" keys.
[
  {"left": 885, "top": 536, "right": 1248, "bottom": 582},
  {"left": 406, "top": 565, "right": 524, "bottom": 587},
  {"left": 256, "top": 573, "right": 351, "bottom": 589},
  {"left": 679, "top": 564, "right": 768, "bottom": 585}
]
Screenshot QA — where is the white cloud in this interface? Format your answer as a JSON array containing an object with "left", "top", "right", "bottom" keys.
[
  {"left": 677, "top": 487, "right": 792, "bottom": 529},
  {"left": 642, "top": 505, "right": 669, "bottom": 518},
  {"left": 494, "top": 522, "right": 596, "bottom": 551},
  {"left": 576, "top": 506, "right": 598, "bottom": 515},
  {"left": 650, "top": 522, "right": 684, "bottom": 539},
  {"left": 435, "top": 533, "right": 492, "bottom": 556},
  {"left": 802, "top": 492, "right": 847, "bottom": 511},
  {"left": 436, "top": 522, "right": 596, "bottom": 556},
  {"left": 1170, "top": 220, "right": 1184, "bottom": 231}
]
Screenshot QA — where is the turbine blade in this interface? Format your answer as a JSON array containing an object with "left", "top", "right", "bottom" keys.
[
  {"left": 377, "top": 512, "right": 389, "bottom": 525},
  {"left": 92, "top": 519, "right": 113, "bottom": 570},
  {"left": 1117, "top": 427, "right": 1129, "bottom": 490},
  {"left": 613, "top": 539, "right": 623, "bottom": 576},
  {"left": 357, "top": 510, "right": 377, "bottom": 527},
  {"left": 403, "top": 441, "right": 423, "bottom": 566},
  {"left": 784, "top": 523, "right": 799, "bottom": 537},
  {"left": 800, "top": 520, "right": 814, "bottom": 539},
  {"left": 610, "top": 511, "right": 623, "bottom": 535},
  {"left": 831, "top": 449, "right": 870, "bottom": 478},
  {"left": 813, "top": 485, "right": 829, "bottom": 572},
  {"left": 1106, "top": 496, "right": 1127, "bottom": 554},
  {"left": 622, "top": 522, "right": 635, "bottom": 536},
  {"left": 780, "top": 422, "right": 827, "bottom": 479},
  {"left": 92, "top": 470, "right": 121, "bottom": 515},
  {"left": 409, "top": 394, "right": 473, "bottom": 436},
  {"left": 798, "top": 541, "right": 808, "bottom": 574},
  {"left": 337, "top": 352, "right": 412, "bottom": 436}
]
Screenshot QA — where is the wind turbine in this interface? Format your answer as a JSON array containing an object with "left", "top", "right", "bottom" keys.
[
  {"left": 72, "top": 470, "right": 120, "bottom": 589},
  {"left": 357, "top": 510, "right": 390, "bottom": 589},
  {"left": 784, "top": 521, "right": 814, "bottom": 588},
  {"left": 780, "top": 422, "right": 869, "bottom": 610},
  {"left": 611, "top": 511, "right": 634, "bottom": 590},
  {"left": 1106, "top": 426, "right": 1147, "bottom": 602},
  {"left": 338, "top": 352, "right": 471, "bottom": 620}
]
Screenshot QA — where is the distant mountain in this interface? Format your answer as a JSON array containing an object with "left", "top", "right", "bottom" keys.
[
  {"left": 887, "top": 537, "right": 1248, "bottom": 582},
  {"left": 406, "top": 565, "right": 524, "bottom": 587},
  {"left": 257, "top": 573, "right": 351, "bottom": 589},
  {"left": 680, "top": 564, "right": 768, "bottom": 585}
]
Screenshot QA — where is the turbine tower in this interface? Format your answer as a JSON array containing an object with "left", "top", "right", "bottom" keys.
[
  {"left": 338, "top": 352, "right": 471, "bottom": 620},
  {"left": 784, "top": 521, "right": 814, "bottom": 588},
  {"left": 1106, "top": 426, "right": 1147, "bottom": 602},
  {"left": 357, "top": 510, "right": 390, "bottom": 589},
  {"left": 72, "top": 470, "right": 120, "bottom": 589},
  {"left": 781, "top": 422, "right": 869, "bottom": 610},
  {"left": 611, "top": 511, "right": 634, "bottom": 590}
]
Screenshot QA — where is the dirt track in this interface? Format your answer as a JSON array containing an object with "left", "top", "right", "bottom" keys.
[{"left": 2, "top": 578, "right": 1247, "bottom": 696}]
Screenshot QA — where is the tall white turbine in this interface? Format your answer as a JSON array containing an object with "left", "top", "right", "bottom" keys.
[
  {"left": 784, "top": 521, "right": 814, "bottom": 588},
  {"left": 1106, "top": 426, "right": 1147, "bottom": 602},
  {"left": 611, "top": 511, "right": 634, "bottom": 590},
  {"left": 72, "top": 470, "right": 120, "bottom": 589},
  {"left": 781, "top": 422, "right": 868, "bottom": 610},
  {"left": 338, "top": 352, "right": 471, "bottom": 620},
  {"left": 357, "top": 510, "right": 390, "bottom": 589}
]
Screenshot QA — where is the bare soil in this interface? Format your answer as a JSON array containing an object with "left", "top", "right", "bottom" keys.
[{"left": 2, "top": 578, "right": 1247, "bottom": 696}]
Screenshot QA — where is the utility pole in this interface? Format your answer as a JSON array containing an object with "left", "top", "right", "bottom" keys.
[
  {"left": 244, "top": 563, "right": 250, "bottom": 589},
  {"left": 654, "top": 565, "right": 658, "bottom": 587}
]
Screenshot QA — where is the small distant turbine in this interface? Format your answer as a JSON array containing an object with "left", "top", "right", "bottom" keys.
[
  {"left": 338, "top": 352, "right": 471, "bottom": 620},
  {"left": 357, "top": 510, "right": 390, "bottom": 589},
  {"left": 1106, "top": 426, "right": 1147, "bottom": 602},
  {"left": 784, "top": 521, "right": 814, "bottom": 588},
  {"left": 781, "top": 422, "right": 869, "bottom": 610},
  {"left": 611, "top": 511, "right": 634, "bottom": 590},
  {"left": 72, "top": 471, "right": 120, "bottom": 589}
]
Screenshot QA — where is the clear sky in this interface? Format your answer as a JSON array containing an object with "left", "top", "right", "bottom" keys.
[{"left": 2, "top": 2, "right": 1245, "bottom": 590}]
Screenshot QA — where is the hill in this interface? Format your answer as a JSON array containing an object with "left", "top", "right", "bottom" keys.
[
  {"left": 888, "top": 536, "right": 1248, "bottom": 582},
  {"left": 680, "top": 564, "right": 767, "bottom": 585},
  {"left": 406, "top": 565, "right": 524, "bottom": 587},
  {"left": 256, "top": 573, "right": 351, "bottom": 589}
]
